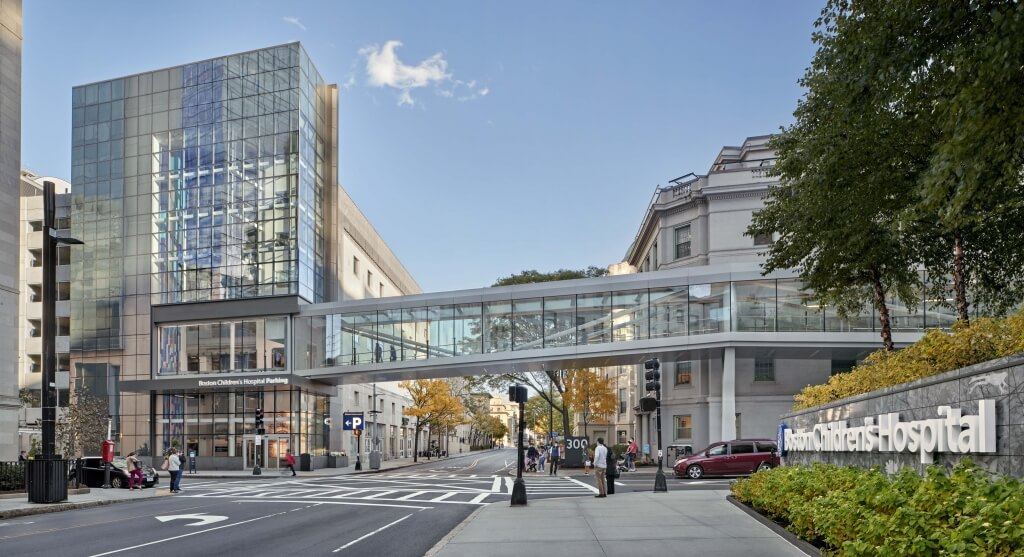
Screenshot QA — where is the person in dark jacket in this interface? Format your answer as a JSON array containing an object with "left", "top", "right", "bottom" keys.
[{"left": 605, "top": 446, "right": 617, "bottom": 495}]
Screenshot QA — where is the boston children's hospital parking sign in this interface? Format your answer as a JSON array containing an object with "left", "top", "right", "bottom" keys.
[{"left": 782, "top": 400, "right": 996, "bottom": 464}]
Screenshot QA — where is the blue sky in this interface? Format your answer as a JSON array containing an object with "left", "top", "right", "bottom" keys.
[{"left": 22, "top": 1, "right": 823, "bottom": 293}]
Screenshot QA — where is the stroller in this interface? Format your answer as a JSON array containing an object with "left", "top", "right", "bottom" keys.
[
  {"left": 526, "top": 455, "right": 539, "bottom": 473},
  {"left": 616, "top": 455, "right": 629, "bottom": 475}
]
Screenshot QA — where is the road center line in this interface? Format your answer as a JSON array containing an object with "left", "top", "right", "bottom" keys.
[
  {"left": 87, "top": 509, "right": 292, "bottom": 557},
  {"left": 332, "top": 513, "right": 415, "bottom": 553}
]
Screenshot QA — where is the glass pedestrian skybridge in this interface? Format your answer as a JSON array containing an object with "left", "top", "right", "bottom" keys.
[{"left": 289, "top": 263, "right": 943, "bottom": 384}]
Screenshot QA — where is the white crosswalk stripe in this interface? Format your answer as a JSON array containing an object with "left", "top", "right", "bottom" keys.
[{"left": 178, "top": 473, "right": 595, "bottom": 506}]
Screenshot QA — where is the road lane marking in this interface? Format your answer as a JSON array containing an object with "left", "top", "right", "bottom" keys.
[
  {"left": 235, "top": 498, "right": 431, "bottom": 510},
  {"left": 566, "top": 477, "right": 599, "bottom": 493},
  {"left": 491, "top": 477, "right": 502, "bottom": 492},
  {"left": 396, "top": 491, "right": 426, "bottom": 500},
  {"left": 332, "top": 513, "right": 416, "bottom": 553},
  {"left": 430, "top": 492, "right": 457, "bottom": 502},
  {"left": 468, "top": 493, "right": 490, "bottom": 504},
  {"left": 87, "top": 509, "right": 292, "bottom": 556},
  {"left": 364, "top": 490, "right": 397, "bottom": 499}
]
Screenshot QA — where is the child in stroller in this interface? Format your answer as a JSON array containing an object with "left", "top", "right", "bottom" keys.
[{"left": 526, "top": 455, "right": 539, "bottom": 473}]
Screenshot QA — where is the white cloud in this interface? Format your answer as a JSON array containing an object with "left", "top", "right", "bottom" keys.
[
  {"left": 359, "top": 40, "right": 487, "bottom": 107},
  {"left": 282, "top": 16, "right": 306, "bottom": 31}
]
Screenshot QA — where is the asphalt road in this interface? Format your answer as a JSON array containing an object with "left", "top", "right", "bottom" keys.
[{"left": 0, "top": 449, "right": 737, "bottom": 557}]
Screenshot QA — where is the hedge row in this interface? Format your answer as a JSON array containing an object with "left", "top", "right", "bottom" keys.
[
  {"left": 794, "top": 311, "right": 1024, "bottom": 410},
  {"left": 731, "top": 462, "right": 1024, "bottom": 556}
]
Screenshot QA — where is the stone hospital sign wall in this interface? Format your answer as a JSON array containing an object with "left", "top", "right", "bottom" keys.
[{"left": 779, "top": 355, "right": 1024, "bottom": 477}]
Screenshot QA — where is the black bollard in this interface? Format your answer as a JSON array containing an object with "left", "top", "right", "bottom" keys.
[{"left": 606, "top": 451, "right": 616, "bottom": 495}]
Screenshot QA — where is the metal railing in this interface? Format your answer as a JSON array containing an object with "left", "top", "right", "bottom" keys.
[{"left": 0, "top": 459, "right": 81, "bottom": 493}]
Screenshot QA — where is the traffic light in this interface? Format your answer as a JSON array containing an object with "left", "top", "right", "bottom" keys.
[
  {"left": 255, "top": 408, "right": 265, "bottom": 435},
  {"left": 644, "top": 358, "right": 661, "bottom": 392},
  {"left": 640, "top": 397, "right": 659, "bottom": 412},
  {"left": 508, "top": 384, "right": 528, "bottom": 403}
]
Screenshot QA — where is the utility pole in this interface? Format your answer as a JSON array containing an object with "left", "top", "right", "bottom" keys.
[{"left": 369, "top": 384, "right": 381, "bottom": 469}]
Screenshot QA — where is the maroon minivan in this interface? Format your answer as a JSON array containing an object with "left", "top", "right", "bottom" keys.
[{"left": 673, "top": 439, "right": 778, "bottom": 479}]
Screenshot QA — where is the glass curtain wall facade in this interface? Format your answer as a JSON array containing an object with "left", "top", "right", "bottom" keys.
[
  {"left": 296, "top": 277, "right": 957, "bottom": 370},
  {"left": 70, "top": 43, "right": 332, "bottom": 460}
]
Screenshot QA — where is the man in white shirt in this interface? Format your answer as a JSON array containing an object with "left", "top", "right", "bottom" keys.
[{"left": 593, "top": 438, "right": 608, "bottom": 497}]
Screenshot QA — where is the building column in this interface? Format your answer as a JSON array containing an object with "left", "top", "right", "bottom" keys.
[{"left": 721, "top": 347, "right": 737, "bottom": 440}]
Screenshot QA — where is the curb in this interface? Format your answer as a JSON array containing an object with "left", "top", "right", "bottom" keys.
[
  {"left": 0, "top": 492, "right": 167, "bottom": 520},
  {"left": 726, "top": 495, "right": 821, "bottom": 557},
  {"left": 0, "top": 487, "right": 91, "bottom": 501},
  {"left": 423, "top": 504, "right": 487, "bottom": 557}
]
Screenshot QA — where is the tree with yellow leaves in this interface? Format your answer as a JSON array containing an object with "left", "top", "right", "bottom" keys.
[
  {"left": 562, "top": 368, "right": 617, "bottom": 438},
  {"left": 400, "top": 379, "right": 466, "bottom": 462}
]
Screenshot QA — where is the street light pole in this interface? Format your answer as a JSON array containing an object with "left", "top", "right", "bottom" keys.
[
  {"left": 510, "top": 384, "right": 528, "bottom": 506},
  {"left": 645, "top": 358, "right": 668, "bottom": 493},
  {"left": 28, "top": 181, "right": 83, "bottom": 504}
]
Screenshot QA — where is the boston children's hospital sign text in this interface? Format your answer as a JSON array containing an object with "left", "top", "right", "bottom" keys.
[{"left": 782, "top": 400, "right": 996, "bottom": 464}]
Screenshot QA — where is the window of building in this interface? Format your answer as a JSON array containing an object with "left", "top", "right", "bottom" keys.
[
  {"left": 379, "top": 282, "right": 384, "bottom": 298},
  {"left": 831, "top": 359, "right": 857, "bottom": 376},
  {"left": 619, "top": 388, "right": 626, "bottom": 414},
  {"left": 29, "top": 355, "right": 41, "bottom": 374},
  {"left": 652, "top": 242, "right": 658, "bottom": 269},
  {"left": 57, "top": 282, "right": 71, "bottom": 301},
  {"left": 753, "top": 232, "right": 772, "bottom": 246},
  {"left": 642, "top": 257, "right": 650, "bottom": 273},
  {"left": 674, "top": 225, "right": 691, "bottom": 259},
  {"left": 28, "top": 220, "right": 43, "bottom": 232},
  {"left": 354, "top": 391, "right": 360, "bottom": 406},
  {"left": 736, "top": 413, "right": 742, "bottom": 438},
  {"left": 352, "top": 257, "right": 359, "bottom": 276},
  {"left": 674, "top": 415, "right": 693, "bottom": 440},
  {"left": 57, "top": 317, "right": 70, "bottom": 336},
  {"left": 618, "top": 430, "right": 628, "bottom": 444},
  {"left": 29, "top": 249, "right": 41, "bottom": 268},
  {"left": 754, "top": 358, "right": 775, "bottom": 382},
  {"left": 55, "top": 217, "right": 71, "bottom": 230},
  {"left": 58, "top": 353, "right": 70, "bottom": 372},
  {"left": 675, "top": 361, "right": 692, "bottom": 387},
  {"left": 28, "top": 319, "right": 40, "bottom": 337},
  {"left": 367, "top": 270, "right": 373, "bottom": 287},
  {"left": 57, "top": 246, "right": 71, "bottom": 266}
]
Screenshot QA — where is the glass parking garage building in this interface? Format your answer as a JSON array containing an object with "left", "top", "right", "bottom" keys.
[{"left": 70, "top": 43, "right": 336, "bottom": 468}]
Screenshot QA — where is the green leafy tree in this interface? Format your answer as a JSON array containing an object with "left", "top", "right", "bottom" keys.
[
  {"left": 56, "top": 386, "right": 110, "bottom": 457},
  {"left": 492, "top": 266, "right": 607, "bottom": 287},
  {"left": 748, "top": 0, "right": 932, "bottom": 351},
  {"left": 562, "top": 369, "right": 617, "bottom": 437}
]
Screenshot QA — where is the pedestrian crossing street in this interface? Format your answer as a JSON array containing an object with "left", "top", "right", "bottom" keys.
[{"left": 176, "top": 472, "right": 597, "bottom": 507}]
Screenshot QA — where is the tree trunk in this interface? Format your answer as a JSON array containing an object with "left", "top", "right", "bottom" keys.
[
  {"left": 952, "top": 229, "right": 970, "bottom": 324},
  {"left": 870, "top": 270, "right": 895, "bottom": 352},
  {"left": 561, "top": 407, "right": 571, "bottom": 439}
]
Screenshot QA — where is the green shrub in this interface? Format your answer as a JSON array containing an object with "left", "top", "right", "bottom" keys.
[
  {"left": 794, "top": 311, "right": 1024, "bottom": 409},
  {"left": 732, "top": 461, "right": 1024, "bottom": 556}
]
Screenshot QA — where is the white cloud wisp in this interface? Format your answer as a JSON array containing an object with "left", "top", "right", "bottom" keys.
[
  {"left": 359, "top": 40, "right": 488, "bottom": 107},
  {"left": 282, "top": 16, "right": 306, "bottom": 31}
]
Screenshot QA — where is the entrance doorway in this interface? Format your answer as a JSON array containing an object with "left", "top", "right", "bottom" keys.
[{"left": 242, "top": 435, "right": 290, "bottom": 469}]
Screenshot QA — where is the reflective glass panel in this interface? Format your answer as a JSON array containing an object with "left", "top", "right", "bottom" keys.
[
  {"left": 402, "top": 307, "right": 430, "bottom": 360},
  {"left": 688, "top": 283, "right": 730, "bottom": 334},
  {"left": 377, "top": 309, "right": 403, "bottom": 361},
  {"left": 777, "top": 279, "right": 823, "bottom": 332},
  {"left": 542, "top": 295, "right": 576, "bottom": 347},
  {"left": 733, "top": 280, "right": 776, "bottom": 332},
  {"left": 452, "top": 304, "right": 482, "bottom": 355},
  {"left": 512, "top": 298, "right": 543, "bottom": 350},
  {"left": 650, "top": 287, "right": 687, "bottom": 338},
  {"left": 577, "top": 293, "right": 611, "bottom": 345},
  {"left": 611, "top": 289, "right": 649, "bottom": 341},
  {"left": 428, "top": 305, "right": 456, "bottom": 358},
  {"left": 483, "top": 301, "right": 512, "bottom": 353}
]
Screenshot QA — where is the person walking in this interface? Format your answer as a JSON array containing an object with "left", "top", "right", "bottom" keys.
[
  {"left": 593, "top": 438, "right": 608, "bottom": 497},
  {"left": 584, "top": 447, "right": 593, "bottom": 475},
  {"left": 18, "top": 450, "right": 27, "bottom": 461},
  {"left": 537, "top": 444, "right": 546, "bottom": 472},
  {"left": 167, "top": 448, "right": 182, "bottom": 493},
  {"left": 549, "top": 443, "right": 561, "bottom": 475},
  {"left": 626, "top": 438, "right": 639, "bottom": 472},
  {"left": 126, "top": 451, "right": 143, "bottom": 490},
  {"left": 285, "top": 449, "right": 297, "bottom": 476}
]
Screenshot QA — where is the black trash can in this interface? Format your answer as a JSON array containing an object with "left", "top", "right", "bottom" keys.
[
  {"left": 299, "top": 453, "right": 312, "bottom": 472},
  {"left": 27, "top": 458, "right": 68, "bottom": 503}
]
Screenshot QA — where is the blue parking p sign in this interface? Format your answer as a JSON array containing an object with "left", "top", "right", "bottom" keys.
[{"left": 343, "top": 413, "right": 364, "bottom": 431}]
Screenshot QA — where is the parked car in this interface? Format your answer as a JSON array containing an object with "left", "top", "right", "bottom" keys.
[
  {"left": 673, "top": 439, "right": 778, "bottom": 479},
  {"left": 69, "top": 456, "right": 159, "bottom": 489}
]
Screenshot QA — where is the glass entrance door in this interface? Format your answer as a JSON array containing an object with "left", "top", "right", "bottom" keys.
[
  {"left": 267, "top": 436, "right": 290, "bottom": 469},
  {"left": 243, "top": 435, "right": 269, "bottom": 470}
]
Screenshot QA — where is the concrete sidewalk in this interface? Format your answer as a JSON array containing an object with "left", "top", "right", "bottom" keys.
[
  {"left": 0, "top": 450, "right": 491, "bottom": 519},
  {"left": 427, "top": 490, "right": 809, "bottom": 557}
]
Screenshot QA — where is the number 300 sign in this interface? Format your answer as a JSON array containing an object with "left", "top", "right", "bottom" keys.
[{"left": 563, "top": 436, "right": 589, "bottom": 467}]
